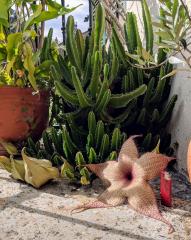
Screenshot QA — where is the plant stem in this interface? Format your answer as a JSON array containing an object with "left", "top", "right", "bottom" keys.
[
  {"left": 22, "top": 4, "right": 26, "bottom": 23},
  {"left": 15, "top": 4, "right": 20, "bottom": 32},
  {"left": 180, "top": 0, "right": 191, "bottom": 23},
  {"left": 33, "top": 1, "right": 39, "bottom": 50},
  {"left": 25, "top": 4, "right": 36, "bottom": 52},
  {"left": 102, "top": 2, "right": 125, "bottom": 43},
  {"left": 39, "top": 0, "right": 46, "bottom": 49},
  {"left": 180, "top": 50, "right": 191, "bottom": 68}
]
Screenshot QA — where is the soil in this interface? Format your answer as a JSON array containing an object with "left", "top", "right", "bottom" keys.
[{"left": 0, "top": 169, "right": 191, "bottom": 240}]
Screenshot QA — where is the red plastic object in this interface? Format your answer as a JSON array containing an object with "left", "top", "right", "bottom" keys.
[
  {"left": 0, "top": 87, "right": 49, "bottom": 142},
  {"left": 160, "top": 171, "right": 172, "bottom": 207}
]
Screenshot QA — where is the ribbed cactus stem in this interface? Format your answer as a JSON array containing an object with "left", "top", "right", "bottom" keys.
[
  {"left": 66, "top": 16, "right": 82, "bottom": 74},
  {"left": 110, "top": 84, "right": 147, "bottom": 108}
]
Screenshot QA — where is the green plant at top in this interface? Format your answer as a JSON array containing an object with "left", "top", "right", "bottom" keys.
[
  {"left": 0, "top": 0, "right": 78, "bottom": 91},
  {"left": 51, "top": 2, "right": 177, "bottom": 154},
  {"left": 153, "top": 0, "right": 191, "bottom": 69}
]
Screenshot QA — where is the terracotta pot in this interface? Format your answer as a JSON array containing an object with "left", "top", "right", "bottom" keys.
[{"left": 0, "top": 87, "right": 49, "bottom": 142}]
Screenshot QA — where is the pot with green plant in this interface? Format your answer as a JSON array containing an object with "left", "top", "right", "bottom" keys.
[{"left": 0, "top": 1, "right": 77, "bottom": 143}]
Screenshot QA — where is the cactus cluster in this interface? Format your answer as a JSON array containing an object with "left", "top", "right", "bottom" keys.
[
  {"left": 50, "top": 2, "right": 177, "bottom": 155},
  {"left": 26, "top": 111, "right": 127, "bottom": 184},
  {"left": 51, "top": 4, "right": 147, "bottom": 125},
  {"left": 25, "top": 2, "right": 178, "bottom": 184}
]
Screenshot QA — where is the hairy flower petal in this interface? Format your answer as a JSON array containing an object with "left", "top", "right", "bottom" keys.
[
  {"left": 69, "top": 136, "right": 175, "bottom": 233},
  {"left": 69, "top": 200, "right": 111, "bottom": 213},
  {"left": 136, "top": 153, "right": 174, "bottom": 181},
  {"left": 98, "top": 186, "right": 126, "bottom": 206},
  {"left": 86, "top": 161, "right": 124, "bottom": 186},
  {"left": 118, "top": 135, "right": 140, "bottom": 161},
  {"left": 127, "top": 181, "right": 174, "bottom": 233},
  {"left": 69, "top": 187, "right": 126, "bottom": 213}
]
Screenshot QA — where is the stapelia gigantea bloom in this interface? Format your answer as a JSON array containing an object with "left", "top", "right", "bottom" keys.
[{"left": 71, "top": 136, "right": 175, "bottom": 233}]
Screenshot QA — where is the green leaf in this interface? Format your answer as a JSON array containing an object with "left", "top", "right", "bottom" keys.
[
  {"left": 80, "top": 167, "right": 90, "bottom": 185},
  {"left": 142, "top": 0, "right": 154, "bottom": 54},
  {"left": 24, "top": 4, "right": 42, "bottom": 30},
  {"left": 110, "top": 85, "right": 147, "bottom": 108},
  {"left": 152, "top": 139, "right": 161, "bottom": 154},
  {"left": 62, "top": 125, "right": 78, "bottom": 155},
  {"left": 23, "top": 42, "right": 38, "bottom": 91},
  {"left": 161, "top": 69, "right": 178, "bottom": 80},
  {"left": 111, "top": 128, "right": 121, "bottom": 151},
  {"left": 80, "top": 175, "right": 90, "bottom": 185},
  {"left": 0, "top": 0, "right": 10, "bottom": 27},
  {"left": 75, "top": 30, "right": 85, "bottom": 67},
  {"left": 24, "top": 3, "right": 79, "bottom": 30},
  {"left": 90, "top": 51, "right": 100, "bottom": 98},
  {"left": 155, "top": 31, "right": 173, "bottom": 41},
  {"left": 99, "top": 134, "right": 110, "bottom": 160},
  {"left": 61, "top": 159, "right": 76, "bottom": 180},
  {"left": 112, "top": 24, "right": 128, "bottom": 65},
  {"left": 95, "top": 120, "right": 104, "bottom": 149},
  {"left": 71, "top": 66, "right": 92, "bottom": 108},
  {"left": 55, "top": 81, "right": 79, "bottom": 105},
  {"left": 7, "top": 33, "right": 22, "bottom": 61},
  {"left": 93, "top": 3, "right": 105, "bottom": 57},
  {"left": 108, "top": 151, "right": 117, "bottom": 161},
  {"left": 66, "top": 16, "right": 82, "bottom": 74},
  {"left": 172, "top": 0, "right": 179, "bottom": 20},
  {"left": 88, "top": 111, "right": 96, "bottom": 136},
  {"left": 95, "top": 90, "right": 111, "bottom": 113},
  {"left": 0, "top": 138, "right": 18, "bottom": 155},
  {"left": 125, "top": 12, "right": 142, "bottom": 54},
  {"left": 75, "top": 151, "right": 86, "bottom": 167},
  {"left": 88, "top": 147, "right": 97, "bottom": 163}
]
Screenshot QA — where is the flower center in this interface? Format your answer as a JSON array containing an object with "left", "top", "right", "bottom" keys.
[{"left": 125, "top": 171, "right": 133, "bottom": 181}]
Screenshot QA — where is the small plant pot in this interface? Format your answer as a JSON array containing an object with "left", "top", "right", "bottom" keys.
[{"left": 0, "top": 86, "right": 49, "bottom": 142}]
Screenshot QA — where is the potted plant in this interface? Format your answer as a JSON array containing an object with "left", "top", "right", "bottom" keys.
[{"left": 0, "top": 0, "right": 77, "bottom": 144}]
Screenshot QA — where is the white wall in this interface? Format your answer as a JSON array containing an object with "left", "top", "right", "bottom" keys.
[{"left": 169, "top": 64, "right": 191, "bottom": 177}]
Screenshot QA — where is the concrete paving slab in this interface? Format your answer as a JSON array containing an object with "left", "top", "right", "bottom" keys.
[{"left": 0, "top": 169, "right": 191, "bottom": 240}]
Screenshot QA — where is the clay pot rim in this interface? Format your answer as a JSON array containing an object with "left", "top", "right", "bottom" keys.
[
  {"left": 0, "top": 86, "right": 50, "bottom": 97},
  {"left": 0, "top": 86, "right": 49, "bottom": 93}
]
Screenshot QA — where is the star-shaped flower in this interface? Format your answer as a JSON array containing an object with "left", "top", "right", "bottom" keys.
[{"left": 71, "top": 136, "right": 175, "bottom": 233}]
